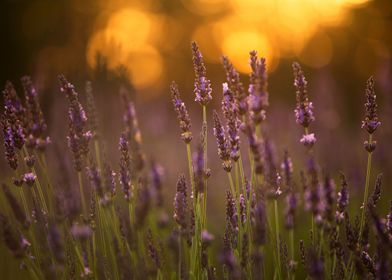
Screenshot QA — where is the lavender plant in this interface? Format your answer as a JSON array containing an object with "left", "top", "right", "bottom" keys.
[{"left": 0, "top": 44, "right": 391, "bottom": 280}]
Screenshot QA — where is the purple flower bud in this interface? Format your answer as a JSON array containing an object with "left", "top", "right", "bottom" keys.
[
  {"left": 222, "top": 56, "right": 247, "bottom": 115},
  {"left": 121, "top": 93, "right": 145, "bottom": 172},
  {"left": 59, "top": 75, "right": 90, "bottom": 172},
  {"left": 361, "top": 76, "right": 381, "bottom": 134},
  {"left": 226, "top": 190, "right": 238, "bottom": 234},
  {"left": 386, "top": 201, "right": 392, "bottom": 235},
  {"left": 248, "top": 51, "right": 269, "bottom": 125},
  {"left": 300, "top": 133, "right": 317, "bottom": 147},
  {"left": 192, "top": 42, "right": 212, "bottom": 106},
  {"left": 170, "top": 82, "right": 193, "bottom": 143},
  {"left": 23, "top": 172, "right": 36, "bottom": 186},
  {"left": 292, "top": 62, "right": 315, "bottom": 128},
  {"left": 2, "top": 81, "right": 26, "bottom": 150},
  {"left": 239, "top": 194, "right": 246, "bottom": 225},
  {"left": 118, "top": 133, "right": 131, "bottom": 201},
  {"left": 173, "top": 174, "right": 188, "bottom": 232},
  {"left": 336, "top": 173, "right": 349, "bottom": 224},
  {"left": 221, "top": 84, "right": 241, "bottom": 162},
  {"left": 2, "top": 123, "right": 18, "bottom": 169},
  {"left": 213, "top": 110, "right": 232, "bottom": 172},
  {"left": 21, "top": 76, "right": 48, "bottom": 151}
]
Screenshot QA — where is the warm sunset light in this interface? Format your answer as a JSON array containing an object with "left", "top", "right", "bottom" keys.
[
  {"left": 87, "top": 0, "right": 370, "bottom": 89},
  {"left": 3, "top": 1, "right": 392, "bottom": 279}
]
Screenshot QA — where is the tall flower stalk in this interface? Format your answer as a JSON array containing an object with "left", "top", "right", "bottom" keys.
[
  {"left": 59, "top": 75, "right": 92, "bottom": 218},
  {"left": 359, "top": 76, "right": 381, "bottom": 238},
  {"left": 192, "top": 41, "right": 212, "bottom": 231},
  {"left": 292, "top": 62, "right": 317, "bottom": 244}
]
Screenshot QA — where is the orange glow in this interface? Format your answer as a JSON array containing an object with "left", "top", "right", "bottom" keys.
[
  {"left": 87, "top": 8, "right": 163, "bottom": 90},
  {"left": 222, "top": 31, "right": 277, "bottom": 73},
  {"left": 87, "top": 0, "right": 371, "bottom": 89},
  {"left": 202, "top": 0, "right": 369, "bottom": 71}
]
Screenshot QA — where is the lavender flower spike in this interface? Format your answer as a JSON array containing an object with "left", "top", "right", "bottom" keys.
[
  {"left": 21, "top": 76, "right": 49, "bottom": 151},
  {"left": 248, "top": 51, "right": 268, "bottom": 124},
  {"left": 2, "top": 81, "right": 25, "bottom": 152},
  {"left": 191, "top": 41, "right": 212, "bottom": 106},
  {"left": 335, "top": 173, "right": 349, "bottom": 224},
  {"left": 2, "top": 123, "right": 18, "bottom": 169},
  {"left": 58, "top": 75, "right": 91, "bottom": 172},
  {"left": 173, "top": 174, "right": 188, "bottom": 232},
  {"left": 222, "top": 56, "right": 247, "bottom": 115},
  {"left": 213, "top": 110, "right": 232, "bottom": 172},
  {"left": 362, "top": 76, "right": 381, "bottom": 134},
  {"left": 292, "top": 62, "right": 315, "bottom": 128},
  {"left": 170, "top": 82, "right": 192, "bottom": 143},
  {"left": 119, "top": 133, "right": 131, "bottom": 201},
  {"left": 222, "top": 83, "right": 240, "bottom": 162}
]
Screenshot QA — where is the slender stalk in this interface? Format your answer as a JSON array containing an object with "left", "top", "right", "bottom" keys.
[
  {"left": 77, "top": 171, "right": 87, "bottom": 219},
  {"left": 178, "top": 228, "right": 182, "bottom": 279},
  {"left": 274, "top": 199, "right": 282, "bottom": 280},
  {"left": 359, "top": 134, "right": 372, "bottom": 237},
  {"left": 331, "top": 226, "right": 340, "bottom": 276},
  {"left": 227, "top": 172, "right": 236, "bottom": 197},
  {"left": 186, "top": 143, "right": 195, "bottom": 199},
  {"left": 20, "top": 148, "right": 49, "bottom": 214},
  {"left": 311, "top": 215, "right": 315, "bottom": 245},
  {"left": 94, "top": 139, "right": 102, "bottom": 171},
  {"left": 289, "top": 229, "right": 295, "bottom": 280},
  {"left": 35, "top": 152, "right": 55, "bottom": 213},
  {"left": 202, "top": 105, "right": 208, "bottom": 228},
  {"left": 289, "top": 228, "right": 294, "bottom": 260}
]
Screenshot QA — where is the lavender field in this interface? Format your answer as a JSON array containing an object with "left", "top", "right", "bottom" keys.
[{"left": 1, "top": 1, "right": 392, "bottom": 279}]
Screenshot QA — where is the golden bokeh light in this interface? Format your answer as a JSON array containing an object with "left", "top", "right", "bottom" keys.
[
  {"left": 87, "top": 0, "right": 371, "bottom": 89},
  {"left": 87, "top": 8, "right": 164, "bottom": 90},
  {"left": 222, "top": 31, "right": 276, "bottom": 73}
]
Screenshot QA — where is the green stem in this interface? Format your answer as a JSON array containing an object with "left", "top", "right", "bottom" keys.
[
  {"left": 202, "top": 105, "right": 208, "bottom": 229},
  {"left": 274, "top": 199, "right": 282, "bottom": 280},
  {"left": 186, "top": 143, "right": 195, "bottom": 201},
  {"left": 359, "top": 134, "right": 372, "bottom": 238},
  {"left": 227, "top": 172, "right": 236, "bottom": 197},
  {"left": 78, "top": 171, "right": 87, "bottom": 219},
  {"left": 331, "top": 226, "right": 340, "bottom": 277},
  {"left": 94, "top": 139, "right": 102, "bottom": 171},
  {"left": 290, "top": 229, "right": 295, "bottom": 280},
  {"left": 290, "top": 228, "right": 294, "bottom": 261},
  {"left": 178, "top": 228, "right": 182, "bottom": 279}
]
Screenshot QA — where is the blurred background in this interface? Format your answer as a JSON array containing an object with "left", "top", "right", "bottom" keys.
[{"left": 1, "top": 0, "right": 392, "bottom": 232}]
